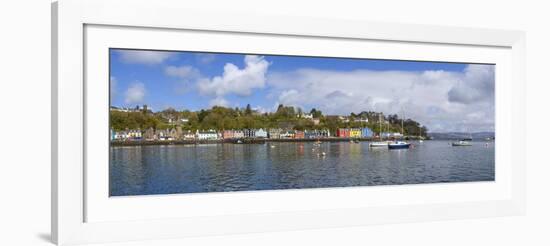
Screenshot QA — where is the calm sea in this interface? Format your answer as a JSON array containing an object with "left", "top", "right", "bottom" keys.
[{"left": 109, "top": 140, "right": 495, "bottom": 196}]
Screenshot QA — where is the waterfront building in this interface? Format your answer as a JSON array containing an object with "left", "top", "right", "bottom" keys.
[
  {"left": 255, "top": 129, "right": 268, "bottom": 138},
  {"left": 169, "top": 128, "right": 179, "bottom": 140},
  {"left": 233, "top": 130, "right": 244, "bottom": 139},
  {"left": 110, "top": 105, "right": 148, "bottom": 113},
  {"left": 336, "top": 128, "right": 351, "bottom": 138},
  {"left": 320, "top": 129, "right": 330, "bottom": 137},
  {"left": 127, "top": 129, "right": 142, "bottom": 140},
  {"left": 354, "top": 118, "right": 369, "bottom": 123},
  {"left": 222, "top": 130, "right": 235, "bottom": 139},
  {"left": 176, "top": 126, "right": 183, "bottom": 139},
  {"left": 361, "top": 128, "right": 373, "bottom": 138},
  {"left": 339, "top": 116, "right": 350, "bottom": 123},
  {"left": 243, "top": 129, "right": 255, "bottom": 138},
  {"left": 304, "top": 130, "right": 315, "bottom": 139},
  {"left": 114, "top": 131, "right": 127, "bottom": 140},
  {"left": 350, "top": 128, "right": 362, "bottom": 138},
  {"left": 183, "top": 131, "right": 196, "bottom": 140},
  {"left": 196, "top": 130, "right": 218, "bottom": 140},
  {"left": 280, "top": 130, "right": 295, "bottom": 139},
  {"left": 143, "top": 127, "right": 156, "bottom": 140},
  {"left": 312, "top": 118, "right": 320, "bottom": 125},
  {"left": 303, "top": 129, "right": 328, "bottom": 139},
  {"left": 268, "top": 128, "right": 282, "bottom": 139},
  {"left": 110, "top": 129, "right": 115, "bottom": 141},
  {"left": 294, "top": 130, "right": 305, "bottom": 139},
  {"left": 157, "top": 129, "right": 173, "bottom": 141}
]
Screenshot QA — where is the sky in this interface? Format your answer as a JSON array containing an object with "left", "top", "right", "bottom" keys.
[{"left": 110, "top": 49, "right": 495, "bottom": 133}]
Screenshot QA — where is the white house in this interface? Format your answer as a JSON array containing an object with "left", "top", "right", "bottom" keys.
[
  {"left": 197, "top": 130, "right": 218, "bottom": 140},
  {"left": 114, "top": 131, "right": 129, "bottom": 140},
  {"left": 183, "top": 131, "right": 195, "bottom": 140},
  {"left": 255, "top": 129, "right": 268, "bottom": 138},
  {"left": 233, "top": 130, "right": 244, "bottom": 139},
  {"left": 354, "top": 118, "right": 369, "bottom": 123}
]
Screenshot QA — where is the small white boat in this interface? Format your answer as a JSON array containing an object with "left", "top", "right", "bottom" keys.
[
  {"left": 452, "top": 140, "right": 472, "bottom": 146},
  {"left": 369, "top": 141, "right": 388, "bottom": 147}
]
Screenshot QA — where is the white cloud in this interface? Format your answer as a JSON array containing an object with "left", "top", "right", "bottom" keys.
[
  {"left": 116, "top": 50, "right": 174, "bottom": 65},
  {"left": 110, "top": 76, "right": 117, "bottom": 101},
  {"left": 195, "top": 53, "right": 216, "bottom": 64},
  {"left": 197, "top": 55, "right": 270, "bottom": 97},
  {"left": 164, "top": 65, "right": 200, "bottom": 79},
  {"left": 164, "top": 65, "right": 202, "bottom": 94},
  {"left": 209, "top": 97, "right": 229, "bottom": 107},
  {"left": 447, "top": 64, "right": 495, "bottom": 104},
  {"left": 266, "top": 64, "right": 494, "bottom": 132},
  {"left": 124, "top": 82, "right": 146, "bottom": 105}
]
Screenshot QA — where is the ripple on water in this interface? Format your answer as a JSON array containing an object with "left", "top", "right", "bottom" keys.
[{"left": 110, "top": 141, "right": 495, "bottom": 196}]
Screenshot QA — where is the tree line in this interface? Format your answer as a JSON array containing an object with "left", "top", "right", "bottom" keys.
[{"left": 110, "top": 104, "right": 428, "bottom": 136}]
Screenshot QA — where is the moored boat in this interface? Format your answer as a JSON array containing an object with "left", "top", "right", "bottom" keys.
[
  {"left": 451, "top": 140, "right": 472, "bottom": 146},
  {"left": 387, "top": 110, "right": 410, "bottom": 149},
  {"left": 369, "top": 141, "right": 388, "bottom": 147},
  {"left": 388, "top": 141, "right": 411, "bottom": 149}
]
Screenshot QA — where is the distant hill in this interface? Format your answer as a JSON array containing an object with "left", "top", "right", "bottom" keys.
[{"left": 428, "top": 132, "right": 495, "bottom": 140}]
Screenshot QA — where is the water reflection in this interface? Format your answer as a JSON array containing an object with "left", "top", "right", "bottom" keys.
[{"left": 110, "top": 141, "right": 495, "bottom": 196}]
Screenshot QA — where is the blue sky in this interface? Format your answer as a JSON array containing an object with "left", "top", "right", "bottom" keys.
[{"left": 110, "top": 49, "right": 494, "bottom": 132}]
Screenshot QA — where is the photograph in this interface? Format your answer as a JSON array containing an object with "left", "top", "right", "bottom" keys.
[{"left": 109, "top": 48, "right": 495, "bottom": 196}]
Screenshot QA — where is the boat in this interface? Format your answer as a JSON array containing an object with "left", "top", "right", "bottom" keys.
[
  {"left": 388, "top": 141, "right": 411, "bottom": 149},
  {"left": 369, "top": 141, "right": 388, "bottom": 147},
  {"left": 452, "top": 139, "right": 472, "bottom": 146},
  {"left": 371, "top": 114, "right": 389, "bottom": 148},
  {"left": 388, "top": 110, "right": 410, "bottom": 149}
]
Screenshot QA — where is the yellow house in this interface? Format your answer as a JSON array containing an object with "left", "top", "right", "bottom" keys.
[{"left": 350, "top": 128, "right": 362, "bottom": 138}]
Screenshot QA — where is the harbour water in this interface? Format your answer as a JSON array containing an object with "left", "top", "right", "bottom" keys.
[{"left": 110, "top": 140, "right": 494, "bottom": 196}]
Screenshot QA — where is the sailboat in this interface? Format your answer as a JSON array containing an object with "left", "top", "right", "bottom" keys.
[
  {"left": 452, "top": 128, "right": 473, "bottom": 146},
  {"left": 388, "top": 111, "right": 410, "bottom": 149},
  {"left": 388, "top": 141, "right": 411, "bottom": 149},
  {"left": 370, "top": 113, "right": 388, "bottom": 147}
]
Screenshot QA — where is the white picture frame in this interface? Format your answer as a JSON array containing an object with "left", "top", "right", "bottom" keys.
[{"left": 52, "top": 0, "right": 526, "bottom": 245}]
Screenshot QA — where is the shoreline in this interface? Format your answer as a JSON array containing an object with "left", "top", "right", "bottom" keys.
[{"left": 109, "top": 137, "right": 428, "bottom": 146}]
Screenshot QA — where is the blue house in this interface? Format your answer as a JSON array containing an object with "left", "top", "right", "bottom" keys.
[{"left": 361, "top": 128, "right": 373, "bottom": 138}]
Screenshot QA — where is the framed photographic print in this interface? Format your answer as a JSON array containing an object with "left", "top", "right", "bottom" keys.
[
  {"left": 108, "top": 48, "right": 496, "bottom": 196},
  {"left": 52, "top": 0, "right": 526, "bottom": 245}
]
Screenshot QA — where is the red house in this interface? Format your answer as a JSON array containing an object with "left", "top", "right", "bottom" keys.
[
  {"left": 294, "top": 130, "right": 305, "bottom": 139},
  {"left": 336, "top": 128, "right": 350, "bottom": 138},
  {"left": 222, "top": 130, "right": 234, "bottom": 139}
]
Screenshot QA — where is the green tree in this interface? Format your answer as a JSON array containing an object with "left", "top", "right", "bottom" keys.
[{"left": 245, "top": 104, "right": 252, "bottom": 115}]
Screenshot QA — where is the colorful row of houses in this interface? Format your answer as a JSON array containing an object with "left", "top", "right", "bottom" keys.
[
  {"left": 111, "top": 127, "right": 380, "bottom": 141},
  {"left": 335, "top": 128, "right": 374, "bottom": 138}
]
